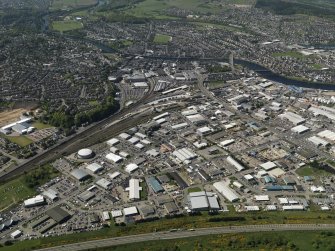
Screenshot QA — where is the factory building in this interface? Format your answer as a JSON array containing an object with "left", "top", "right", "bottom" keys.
[{"left": 213, "top": 181, "right": 239, "bottom": 202}]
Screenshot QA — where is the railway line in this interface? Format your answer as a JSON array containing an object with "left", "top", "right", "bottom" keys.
[{"left": 0, "top": 83, "right": 157, "bottom": 182}]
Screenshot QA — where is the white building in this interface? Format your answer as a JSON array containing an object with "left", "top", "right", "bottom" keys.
[
  {"left": 24, "top": 195, "right": 45, "bottom": 207},
  {"left": 213, "top": 181, "right": 239, "bottom": 202},
  {"left": 125, "top": 179, "right": 142, "bottom": 200}
]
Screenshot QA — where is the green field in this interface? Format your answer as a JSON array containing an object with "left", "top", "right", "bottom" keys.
[
  {"left": 272, "top": 51, "right": 306, "bottom": 59},
  {"left": 153, "top": 34, "right": 172, "bottom": 44},
  {"left": 3, "top": 209, "right": 335, "bottom": 250},
  {"left": 296, "top": 165, "right": 333, "bottom": 177},
  {"left": 0, "top": 177, "right": 36, "bottom": 211},
  {"left": 50, "top": 0, "right": 98, "bottom": 10},
  {"left": 52, "top": 20, "right": 84, "bottom": 32},
  {"left": 78, "top": 231, "right": 335, "bottom": 251},
  {"left": 97, "top": 0, "right": 224, "bottom": 19},
  {"left": 187, "top": 186, "right": 202, "bottom": 193},
  {"left": 31, "top": 122, "right": 53, "bottom": 130},
  {"left": 0, "top": 164, "right": 58, "bottom": 211},
  {"left": 3, "top": 135, "right": 33, "bottom": 147}
]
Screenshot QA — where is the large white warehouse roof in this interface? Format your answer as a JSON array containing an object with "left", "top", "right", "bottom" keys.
[{"left": 213, "top": 181, "right": 239, "bottom": 202}]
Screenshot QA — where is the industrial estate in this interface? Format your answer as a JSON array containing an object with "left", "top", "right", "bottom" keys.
[{"left": 0, "top": 0, "right": 335, "bottom": 250}]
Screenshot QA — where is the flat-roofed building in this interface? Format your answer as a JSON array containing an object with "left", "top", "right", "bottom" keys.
[
  {"left": 213, "top": 181, "right": 239, "bottom": 202},
  {"left": 46, "top": 206, "right": 71, "bottom": 223},
  {"left": 96, "top": 178, "right": 112, "bottom": 190},
  {"left": 125, "top": 179, "right": 142, "bottom": 200},
  {"left": 123, "top": 206, "right": 138, "bottom": 216}
]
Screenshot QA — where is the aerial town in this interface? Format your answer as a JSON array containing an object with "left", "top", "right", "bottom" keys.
[{"left": 0, "top": 0, "right": 335, "bottom": 250}]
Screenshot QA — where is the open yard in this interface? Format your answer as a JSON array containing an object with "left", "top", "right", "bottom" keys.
[
  {"left": 153, "top": 34, "right": 172, "bottom": 44},
  {"left": 0, "top": 177, "right": 35, "bottom": 211},
  {"left": 31, "top": 122, "right": 53, "bottom": 130},
  {"left": 52, "top": 20, "right": 84, "bottom": 32}
]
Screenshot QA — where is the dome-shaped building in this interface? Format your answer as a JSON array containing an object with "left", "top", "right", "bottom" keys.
[{"left": 77, "top": 148, "right": 94, "bottom": 159}]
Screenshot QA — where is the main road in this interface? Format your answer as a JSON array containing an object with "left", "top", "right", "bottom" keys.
[{"left": 36, "top": 224, "right": 335, "bottom": 251}]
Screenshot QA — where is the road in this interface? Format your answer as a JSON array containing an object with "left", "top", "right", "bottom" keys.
[{"left": 36, "top": 224, "right": 335, "bottom": 251}]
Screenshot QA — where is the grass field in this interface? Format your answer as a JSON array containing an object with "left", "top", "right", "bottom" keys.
[
  {"left": 187, "top": 186, "right": 202, "bottom": 193},
  {"left": 296, "top": 165, "right": 332, "bottom": 177},
  {"left": 50, "top": 0, "right": 97, "bottom": 10},
  {"left": 272, "top": 51, "right": 306, "bottom": 59},
  {"left": 122, "top": 0, "right": 223, "bottom": 18},
  {"left": 52, "top": 20, "right": 84, "bottom": 32},
  {"left": 0, "top": 177, "right": 36, "bottom": 211},
  {"left": 3, "top": 135, "right": 33, "bottom": 147},
  {"left": 80, "top": 230, "right": 335, "bottom": 251},
  {"left": 31, "top": 122, "right": 53, "bottom": 130},
  {"left": 153, "top": 34, "right": 172, "bottom": 44},
  {"left": 3, "top": 209, "right": 335, "bottom": 250}
]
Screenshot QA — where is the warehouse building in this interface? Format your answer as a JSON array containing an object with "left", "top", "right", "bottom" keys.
[
  {"left": 260, "top": 161, "right": 277, "bottom": 171},
  {"left": 46, "top": 206, "right": 71, "bottom": 223},
  {"left": 96, "top": 178, "right": 112, "bottom": 190},
  {"left": 70, "top": 169, "right": 91, "bottom": 181},
  {"left": 213, "top": 181, "right": 239, "bottom": 202},
  {"left": 105, "top": 153, "right": 123, "bottom": 163},
  {"left": 125, "top": 163, "right": 139, "bottom": 173},
  {"left": 317, "top": 130, "right": 335, "bottom": 141},
  {"left": 123, "top": 206, "right": 138, "bottom": 216},
  {"left": 308, "top": 136, "right": 330, "bottom": 147},
  {"left": 173, "top": 148, "right": 197, "bottom": 162},
  {"left": 24, "top": 195, "right": 46, "bottom": 208},
  {"left": 42, "top": 189, "right": 58, "bottom": 202},
  {"left": 291, "top": 125, "right": 310, "bottom": 134},
  {"left": 147, "top": 177, "right": 164, "bottom": 193},
  {"left": 226, "top": 156, "right": 245, "bottom": 172},
  {"left": 86, "top": 163, "right": 103, "bottom": 173},
  {"left": 188, "top": 191, "right": 220, "bottom": 211},
  {"left": 78, "top": 190, "right": 95, "bottom": 202},
  {"left": 220, "top": 139, "right": 235, "bottom": 147},
  {"left": 125, "top": 179, "right": 142, "bottom": 200},
  {"left": 106, "top": 138, "right": 120, "bottom": 146},
  {"left": 279, "top": 112, "right": 305, "bottom": 125}
]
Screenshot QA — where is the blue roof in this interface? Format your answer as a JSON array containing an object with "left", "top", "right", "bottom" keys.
[
  {"left": 304, "top": 176, "right": 313, "bottom": 181},
  {"left": 147, "top": 177, "right": 164, "bottom": 193},
  {"left": 266, "top": 185, "right": 294, "bottom": 191}
]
